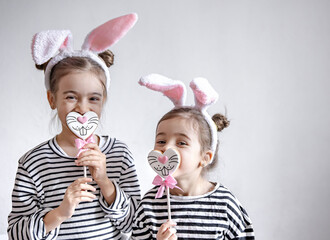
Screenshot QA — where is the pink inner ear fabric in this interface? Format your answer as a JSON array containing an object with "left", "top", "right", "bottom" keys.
[
  {"left": 144, "top": 82, "right": 184, "bottom": 105},
  {"left": 86, "top": 13, "right": 137, "bottom": 52},
  {"left": 60, "top": 37, "right": 70, "bottom": 49},
  {"left": 163, "top": 87, "right": 184, "bottom": 103},
  {"left": 193, "top": 89, "right": 209, "bottom": 105},
  {"left": 190, "top": 79, "right": 219, "bottom": 107}
]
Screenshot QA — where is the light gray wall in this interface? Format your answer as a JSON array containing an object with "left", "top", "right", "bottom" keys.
[{"left": 1, "top": 0, "right": 329, "bottom": 239}]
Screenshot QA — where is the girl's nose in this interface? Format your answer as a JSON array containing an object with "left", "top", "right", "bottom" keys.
[
  {"left": 161, "top": 144, "right": 173, "bottom": 153},
  {"left": 75, "top": 100, "right": 89, "bottom": 115}
]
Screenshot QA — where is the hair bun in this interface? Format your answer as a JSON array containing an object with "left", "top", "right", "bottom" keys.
[
  {"left": 35, "top": 62, "right": 48, "bottom": 71},
  {"left": 212, "top": 113, "right": 230, "bottom": 132},
  {"left": 98, "top": 50, "right": 114, "bottom": 68},
  {"left": 35, "top": 64, "right": 44, "bottom": 70}
]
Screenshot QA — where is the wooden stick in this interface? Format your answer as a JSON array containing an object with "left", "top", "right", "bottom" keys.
[
  {"left": 83, "top": 166, "right": 87, "bottom": 178},
  {"left": 84, "top": 166, "right": 88, "bottom": 192},
  {"left": 166, "top": 186, "right": 171, "bottom": 221}
]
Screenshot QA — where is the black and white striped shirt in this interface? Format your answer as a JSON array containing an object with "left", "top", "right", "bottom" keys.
[
  {"left": 132, "top": 183, "right": 254, "bottom": 239},
  {"left": 8, "top": 136, "right": 141, "bottom": 240}
]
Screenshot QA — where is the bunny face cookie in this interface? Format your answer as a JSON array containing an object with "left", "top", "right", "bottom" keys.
[
  {"left": 148, "top": 149, "right": 180, "bottom": 179},
  {"left": 66, "top": 111, "right": 99, "bottom": 140}
]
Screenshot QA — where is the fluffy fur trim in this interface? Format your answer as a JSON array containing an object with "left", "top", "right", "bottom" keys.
[{"left": 31, "top": 13, "right": 138, "bottom": 90}]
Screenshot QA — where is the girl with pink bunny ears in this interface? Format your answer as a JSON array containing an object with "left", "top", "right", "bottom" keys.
[
  {"left": 8, "top": 14, "right": 141, "bottom": 239},
  {"left": 132, "top": 74, "right": 254, "bottom": 239}
]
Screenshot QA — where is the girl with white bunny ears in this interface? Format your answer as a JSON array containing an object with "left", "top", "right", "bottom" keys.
[
  {"left": 32, "top": 13, "right": 138, "bottom": 91},
  {"left": 139, "top": 73, "right": 227, "bottom": 166},
  {"left": 132, "top": 74, "right": 254, "bottom": 239},
  {"left": 8, "top": 14, "right": 141, "bottom": 239}
]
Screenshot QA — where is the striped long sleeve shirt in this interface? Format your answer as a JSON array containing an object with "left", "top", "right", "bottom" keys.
[
  {"left": 132, "top": 183, "right": 254, "bottom": 239},
  {"left": 8, "top": 136, "right": 141, "bottom": 240}
]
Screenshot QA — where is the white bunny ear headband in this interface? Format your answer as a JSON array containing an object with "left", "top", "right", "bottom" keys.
[
  {"left": 31, "top": 13, "right": 138, "bottom": 90},
  {"left": 139, "top": 73, "right": 219, "bottom": 164}
]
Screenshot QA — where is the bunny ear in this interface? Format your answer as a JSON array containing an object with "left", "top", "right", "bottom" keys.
[
  {"left": 190, "top": 77, "right": 219, "bottom": 111},
  {"left": 31, "top": 30, "right": 72, "bottom": 65},
  {"left": 82, "top": 13, "right": 138, "bottom": 53},
  {"left": 139, "top": 74, "right": 186, "bottom": 107}
]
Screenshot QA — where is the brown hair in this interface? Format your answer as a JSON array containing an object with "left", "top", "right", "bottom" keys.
[
  {"left": 157, "top": 107, "right": 230, "bottom": 170},
  {"left": 35, "top": 50, "right": 114, "bottom": 97}
]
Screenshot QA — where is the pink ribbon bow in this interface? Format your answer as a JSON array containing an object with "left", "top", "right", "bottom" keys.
[
  {"left": 152, "top": 175, "right": 182, "bottom": 198},
  {"left": 75, "top": 136, "right": 95, "bottom": 157}
]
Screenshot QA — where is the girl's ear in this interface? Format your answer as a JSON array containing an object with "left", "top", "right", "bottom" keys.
[
  {"left": 47, "top": 90, "right": 56, "bottom": 109},
  {"left": 200, "top": 150, "right": 213, "bottom": 167}
]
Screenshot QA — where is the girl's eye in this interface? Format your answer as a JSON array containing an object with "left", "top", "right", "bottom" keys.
[
  {"left": 156, "top": 140, "right": 166, "bottom": 145},
  {"left": 66, "top": 95, "right": 76, "bottom": 100},
  {"left": 90, "top": 97, "right": 100, "bottom": 101},
  {"left": 178, "top": 141, "right": 187, "bottom": 146}
]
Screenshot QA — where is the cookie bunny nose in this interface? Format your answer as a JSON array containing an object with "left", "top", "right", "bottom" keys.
[
  {"left": 77, "top": 116, "right": 87, "bottom": 124},
  {"left": 158, "top": 155, "right": 168, "bottom": 164}
]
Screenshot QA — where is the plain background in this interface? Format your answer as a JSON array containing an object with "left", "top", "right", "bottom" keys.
[{"left": 1, "top": 0, "right": 329, "bottom": 239}]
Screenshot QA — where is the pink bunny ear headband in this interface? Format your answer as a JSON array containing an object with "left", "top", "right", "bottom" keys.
[
  {"left": 31, "top": 13, "right": 138, "bottom": 90},
  {"left": 139, "top": 73, "right": 219, "bottom": 164}
]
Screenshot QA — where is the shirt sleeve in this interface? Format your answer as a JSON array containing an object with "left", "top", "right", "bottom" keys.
[
  {"left": 225, "top": 194, "right": 255, "bottom": 240},
  {"left": 99, "top": 141, "right": 141, "bottom": 233},
  {"left": 7, "top": 161, "right": 60, "bottom": 240},
  {"left": 131, "top": 201, "right": 153, "bottom": 240},
  {"left": 98, "top": 181, "right": 130, "bottom": 219}
]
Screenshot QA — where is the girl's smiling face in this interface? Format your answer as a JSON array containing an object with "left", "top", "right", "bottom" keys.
[
  {"left": 47, "top": 71, "right": 105, "bottom": 137},
  {"left": 154, "top": 117, "right": 206, "bottom": 181}
]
